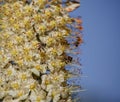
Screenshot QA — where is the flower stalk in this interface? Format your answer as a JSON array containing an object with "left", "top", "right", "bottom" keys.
[{"left": 0, "top": 0, "right": 83, "bottom": 102}]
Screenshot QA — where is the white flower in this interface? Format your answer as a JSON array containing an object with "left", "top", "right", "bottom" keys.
[
  {"left": 48, "top": 71, "right": 65, "bottom": 85},
  {"left": 0, "top": 91, "right": 6, "bottom": 99},
  {"left": 46, "top": 84, "right": 53, "bottom": 92},
  {"left": 15, "top": 90, "right": 29, "bottom": 101},
  {"left": 47, "top": 88, "right": 61, "bottom": 102},
  {"left": 7, "top": 90, "right": 17, "bottom": 97},
  {"left": 46, "top": 96, "right": 52, "bottom": 102},
  {"left": 41, "top": 74, "right": 49, "bottom": 89},
  {"left": 53, "top": 94, "right": 60, "bottom": 102},
  {"left": 29, "top": 90, "right": 46, "bottom": 102},
  {"left": 5, "top": 66, "right": 16, "bottom": 76},
  {"left": 66, "top": 97, "right": 72, "bottom": 102}
]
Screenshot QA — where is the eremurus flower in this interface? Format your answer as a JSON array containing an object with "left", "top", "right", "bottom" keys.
[{"left": 0, "top": 0, "right": 83, "bottom": 102}]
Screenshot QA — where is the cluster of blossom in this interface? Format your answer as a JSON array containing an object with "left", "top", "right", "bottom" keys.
[{"left": 0, "top": 0, "right": 83, "bottom": 102}]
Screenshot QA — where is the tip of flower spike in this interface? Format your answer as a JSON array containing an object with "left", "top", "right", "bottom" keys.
[
  {"left": 74, "top": 18, "right": 82, "bottom": 24},
  {"left": 67, "top": 73, "right": 80, "bottom": 78},
  {"left": 76, "top": 25, "right": 83, "bottom": 31},
  {"left": 71, "top": 89, "right": 87, "bottom": 93},
  {"left": 68, "top": 85, "right": 86, "bottom": 93},
  {"left": 65, "top": 1, "right": 80, "bottom": 12}
]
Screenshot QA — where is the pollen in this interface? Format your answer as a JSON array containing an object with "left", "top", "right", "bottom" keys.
[
  {"left": 9, "top": 17, "right": 15, "bottom": 24},
  {"left": 51, "top": 62, "right": 56, "bottom": 67},
  {"left": 45, "top": 10, "right": 52, "bottom": 17},
  {"left": 39, "top": 25, "right": 46, "bottom": 32},
  {"left": 0, "top": 78, "right": 3, "bottom": 84},
  {"left": 17, "top": 60, "right": 23, "bottom": 66},
  {"left": 1, "top": 24, "right": 7, "bottom": 29},
  {"left": 36, "top": 96, "right": 41, "bottom": 101},
  {"left": 35, "top": 65, "right": 41, "bottom": 70},
  {"left": 33, "top": 14, "right": 41, "bottom": 22},
  {"left": 3, "top": 33, "right": 10, "bottom": 39},
  {"left": 47, "top": 37, "right": 53, "bottom": 46},
  {"left": 11, "top": 82, "right": 19, "bottom": 89},
  {"left": 30, "top": 83, "right": 36, "bottom": 90},
  {"left": 11, "top": 50, "right": 18, "bottom": 56},
  {"left": 54, "top": 77, "right": 58, "bottom": 81},
  {"left": 26, "top": 30, "right": 33, "bottom": 36},
  {"left": 16, "top": 36, "right": 22, "bottom": 43},
  {"left": 45, "top": 80, "right": 50, "bottom": 85},
  {"left": 24, "top": 48, "right": 29, "bottom": 54},
  {"left": 50, "top": 20, "right": 56, "bottom": 28},
  {"left": 59, "top": 62, "right": 65, "bottom": 67},
  {"left": 21, "top": 73, "right": 27, "bottom": 80},
  {"left": 51, "top": 49, "right": 57, "bottom": 55},
  {"left": 7, "top": 69, "right": 12, "bottom": 76},
  {"left": 13, "top": 24, "right": 19, "bottom": 30},
  {"left": 52, "top": 91, "right": 57, "bottom": 97},
  {"left": 17, "top": 90, "right": 23, "bottom": 97}
]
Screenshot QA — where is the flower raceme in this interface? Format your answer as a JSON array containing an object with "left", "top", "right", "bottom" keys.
[{"left": 0, "top": 0, "right": 83, "bottom": 102}]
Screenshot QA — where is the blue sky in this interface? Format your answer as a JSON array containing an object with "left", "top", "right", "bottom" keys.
[{"left": 70, "top": 0, "right": 120, "bottom": 102}]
